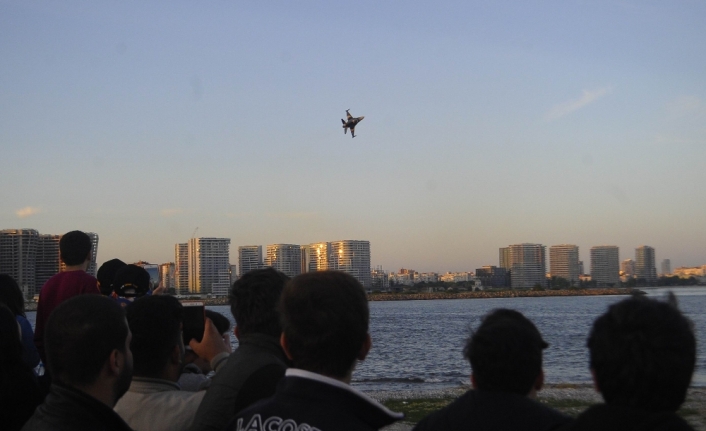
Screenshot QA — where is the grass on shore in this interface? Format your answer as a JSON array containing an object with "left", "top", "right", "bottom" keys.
[{"left": 383, "top": 395, "right": 701, "bottom": 426}]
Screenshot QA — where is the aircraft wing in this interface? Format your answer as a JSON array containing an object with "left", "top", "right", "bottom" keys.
[{"left": 346, "top": 111, "right": 353, "bottom": 120}]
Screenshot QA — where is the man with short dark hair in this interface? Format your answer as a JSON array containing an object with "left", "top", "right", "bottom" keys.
[
  {"left": 561, "top": 295, "right": 696, "bottom": 431},
  {"left": 190, "top": 268, "right": 291, "bottom": 431},
  {"left": 114, "top": 296, "right": 230, "bottom": 431},
  {"left": 34, "top": 230, "right": 100, "bottom": 364},
  {"left": 228, "top": 271, "right": 403, "bottom": 431},
  {"left": 414, "top": 309, "right": 571, "bottom": 431},
  {"left": 21, "top": 295, "right": 133, "bottom": 431}
]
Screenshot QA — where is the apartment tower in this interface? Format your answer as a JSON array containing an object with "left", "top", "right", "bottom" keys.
[
  {"left": 238, "top": 245, "right": 263, "bottom": 277},
  {"left": 635, "top": 246, "right": 657, "bottom": 285},
  {"left": 0, "top": 229, "right": 39, "bottom": 297},
  {"left": 590, "top": 246, "right": 620, "bottom": 286},
  {"left": 188, "top": 238, "right": 231, "bottom": 294},
  {"left": 174, "top": 243, "right": 189, "bottom": 295},
  {"left": 506, "top": 243, "right": 546, "bottom": 289},
  {"left": 549, "top": 244, "right": 580, "bottom": 285},
  {"left": 265, "top": 244, "right": 302, "bottom": 278}
]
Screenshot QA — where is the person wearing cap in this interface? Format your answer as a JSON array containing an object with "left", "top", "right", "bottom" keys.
[
  {"left": 96, "top": 259, "right": 127, "bottom": 296},
  {"left": 111, "top": 264, "right": 152, "bottom": 306},
  {"left": 414, "top": 309, "right": 571, "bottom": 431}
]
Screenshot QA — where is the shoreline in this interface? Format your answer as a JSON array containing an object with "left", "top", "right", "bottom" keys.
[
  {"left": 22, "top": 288, "right": 641, "bottom": 311},
  {"left": 369, "top": 384, "right": 706, "bottom": 430}
]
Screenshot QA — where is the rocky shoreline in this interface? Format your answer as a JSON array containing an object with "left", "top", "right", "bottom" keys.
[{"left": 23, "top": 288, "right": 639, "bottom": 311}]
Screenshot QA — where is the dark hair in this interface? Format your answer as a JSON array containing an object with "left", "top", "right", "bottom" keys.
[
  {"left": 464, "top": 309, "right": 548, "bottom": 395},
  {"left": 45, "top": 295, "right": 128, "bottom": 386},
  {"left": 280, "top": 271, "right": 369, "bottom": 378},
  {"left": 97, "top": 259, "right": 127, "bottom": 296},
  {"left": 229, "top": 267, "right": 289, "bottom": 337},
  {"left": 0, "top": 274, "right": 25, "bottom": 317},
  {"left": 206, "top": 310, "right": 231, "bottom": 335},
  {"left": 588, "top": 294, "right": 695, "bottom": 411},
  {"left": 0, "top": 303, "right": 23, "bottom": 367},
  {"left": 59, "top": 231, "right": 92, "bottom": 266},
  {"left": 113, "top": 265, "right": 151, "bottom": 298},
  {"left": 126, "top": 295, "right": 183, "bottom": 377}
]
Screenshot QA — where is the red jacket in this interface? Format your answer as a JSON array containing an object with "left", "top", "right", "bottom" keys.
[{"left": 34, "top": 271, "right": 100, "bottom": 363}]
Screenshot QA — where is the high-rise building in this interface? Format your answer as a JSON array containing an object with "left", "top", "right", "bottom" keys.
[
  {"left": 506, "top": 244, "right": 546, "bottom": 289},
  {"left": 635, "top": 246, "right": 657, "bottom": 285},
  {"left": 660, "top": 259, "right": 671, "bottom": 276},
  {"left": 36, "top": 234, "right": 61, "bottom": 291},
  {"left": 549, "top": 244, "right": 580, "bottom": 285},
  {"left": 159, "top": 263, "right": 175, "bottom": 291},
  {"left": 265, "top": 244, "right": 301, "bottom": 278},
  {"left": 0, "top": 229, "right": 39, "bottom": 297},
  {"left": 590, "top": 246, "right": 620, "bottom": 286},
  {"left": 174, "top": 243, "right": 189, "bottom": 295},
  {"left": 238, "top": 245, "right": 263, "bottom": 277},
  {"left": 306, "top": 242, "right": 332, "bottom": 273},
  {"left": 621, "top": 259, "right": 635, "bottom": 277},
  {"left": 188, "top": 238, "right": 231, "bottom": 294},
  {"left": 329, "top": 240, "right": 371, "bottom": 288},
  {"left": 499, "top": 247, "right": 511, "bottom": 270}
]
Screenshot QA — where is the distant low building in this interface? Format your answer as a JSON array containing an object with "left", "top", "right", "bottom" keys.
[{"left": 475, "top": 266, "right": 509, "bottom": 288}]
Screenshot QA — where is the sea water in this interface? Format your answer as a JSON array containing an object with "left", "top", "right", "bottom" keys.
[{"left": 25, "top": 287, "right": 706, "bottom": 392}]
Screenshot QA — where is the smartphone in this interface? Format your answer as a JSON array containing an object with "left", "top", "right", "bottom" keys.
[{"left": 182, "top": 302, "right": 205, "bottom": 345}]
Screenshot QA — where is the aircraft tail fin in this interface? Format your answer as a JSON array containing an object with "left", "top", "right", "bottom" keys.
[{"left": 341, "top": 119, "right": 345, "bottom": 125}]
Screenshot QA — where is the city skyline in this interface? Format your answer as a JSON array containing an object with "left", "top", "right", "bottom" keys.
[
  {"left": 2, "top": 2, "right": 705, "bottom": 272},
  {"left": 2, "top": 226, "right": 701, "bottom": 277}
]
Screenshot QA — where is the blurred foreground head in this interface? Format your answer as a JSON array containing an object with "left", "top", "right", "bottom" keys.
[
  {"left": 465, "top": 309, "right": 548, "bottom": 396},
  {"left": 589, "top": 294, "right": 695, "bottom": 411},
  {"left": 113, "top": 264, "right": 151, "bottom": 298},
  {"left": 280, "top": 271, "right": 370, "bottom": 379},
  {"left": 46, "top": 295, "right": 132, "bottom": 403},
  {"left": 230, "top": 267, "right": 289, "bottom": 338}
]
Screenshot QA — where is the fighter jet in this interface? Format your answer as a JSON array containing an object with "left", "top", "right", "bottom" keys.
[{"left": 341, "top": 109, "right": 364, "bottom": 138}]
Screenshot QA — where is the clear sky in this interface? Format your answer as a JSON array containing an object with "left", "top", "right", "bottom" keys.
[{"left": 2, "top": 1, "right": 705, "bottom": 272}]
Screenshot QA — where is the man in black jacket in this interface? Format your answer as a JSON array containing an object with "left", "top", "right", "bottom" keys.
[
  {"left": 190, "top": 268, "right": 290, "bottom": 431},
  {"left": 228, "top": 271, "right": 403, "bottom": 431},
  {"left": 560, "top": 295, "right": 696, "bottom": 431},
  {"left": 414, "top": 309, "right": 571, "bottom": 431},
  {"left": 22, "top": 295, "right": 133, "bottom": 431}
]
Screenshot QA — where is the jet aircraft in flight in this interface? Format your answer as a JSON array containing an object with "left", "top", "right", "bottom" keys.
[{"left": 341, "top": 109, "right": 364, "bottom": 138}]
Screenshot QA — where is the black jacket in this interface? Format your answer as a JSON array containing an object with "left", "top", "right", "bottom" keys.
[
  {"left": 227, "top": 369, "right": 404, "bottom": 431},
  {"left": 413, "top": 389, "right": 572, "bottom": 431},
  {"left": 21, "top": 384, "right": 132, "bottom": 431},
  {"left": 190, "top": 333, "right": 288, "bottom": 431},
  {"left": 558, "top": 404, "right": 694, "bottom": 431}
]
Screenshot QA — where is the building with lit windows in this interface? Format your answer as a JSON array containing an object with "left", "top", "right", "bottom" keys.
[
  {"left": 175, "top": 243, "right": 189, "bottom": 295},
  {"left": 590, "top": 246, "right": 620, "bottom": 287},
  {"left": 265, "top": 244, "right": 301, "bottom": 278},
  {"left": 238, "top": 245, "right": 263, "bottom": 277},
  {"left": 499, "top": 247, "right": 511, "bottom": 270},
  {"left": 329, "top": 240, "right": 371, "bottom": 288},
  {"left": 187, "top": 238, "right": 231, "bottom": 294},
  {"left": 549, "top": 244, "right": 580, "bottom": 285}
]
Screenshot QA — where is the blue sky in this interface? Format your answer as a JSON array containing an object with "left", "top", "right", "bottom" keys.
[{"left": 2, "top": 1, "right": 705, "bottom": 272}]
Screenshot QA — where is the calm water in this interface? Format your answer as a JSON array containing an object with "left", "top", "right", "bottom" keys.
[{"left": 26, "top": 287, "right": 706, "bottom": 392}]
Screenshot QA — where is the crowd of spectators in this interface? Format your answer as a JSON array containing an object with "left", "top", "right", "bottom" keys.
[{"left": 0, "top": 229, "right": 699, "bottom": 431}]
